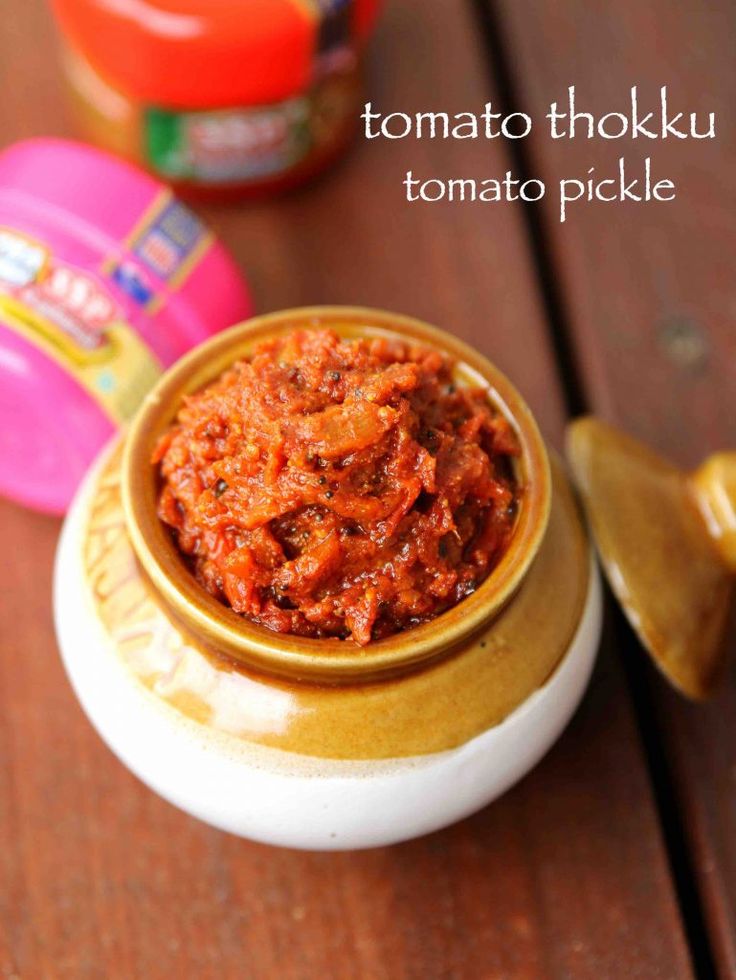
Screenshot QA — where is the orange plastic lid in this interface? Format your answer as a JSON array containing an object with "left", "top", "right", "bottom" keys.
[{"left": 51, "top": 0, "right": 382, "bottom": 108}]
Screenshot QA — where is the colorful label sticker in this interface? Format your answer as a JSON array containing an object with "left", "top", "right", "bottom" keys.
[
  {"left": 101, "top": 191, "right": 213, "bottom": 318},
  {"left": 0, "top": 227, "right": 161, "bottom": 423},
  {"left": 0, "top": 228, "right": 48, "bottom": 286},
  {"left": 130, "top": 195, "right": 211, "bottom": 284},
  {"left": 146, "top": 99, "right": 313, "bottom": 184},
  {"left": 109, "top": 261, "right": 155, "bottom": 307},
  {"left": 110, "top": 191, "right": 213, "bottom": 289}
]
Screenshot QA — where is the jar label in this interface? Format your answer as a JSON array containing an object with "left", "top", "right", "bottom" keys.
[
  {"left": 0, "top": 227, "right": 161, "bottom": 423},
  {"left": 129, "top": 196, "right": 212, "bottom": 285},
  {"left": 64, "top": 31, "right": 360, "bottom": 187},
  {"left": 101, "top": 191, "right": 213, "bottom": 314},
  {"left": 145, "top": 98, "right": 314, "bottom": 184},
  {"left": 143, "top": 60, "right": 358, "bottom": 186}
]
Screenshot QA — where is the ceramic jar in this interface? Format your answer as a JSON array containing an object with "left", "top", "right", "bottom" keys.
[{"left": 54, "top": 307, "right": 602, "bottom": 849}]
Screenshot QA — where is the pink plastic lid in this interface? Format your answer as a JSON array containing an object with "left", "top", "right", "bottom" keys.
[{"left": 0, "top": 139, "right": 251, "bottom": 514}]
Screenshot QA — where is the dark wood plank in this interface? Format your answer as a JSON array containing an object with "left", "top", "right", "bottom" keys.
[
  {"left": 0, "top": 1, "right": 693, "bottom": 977},
  {"left": 492, "top": 0, "right": 736, "bottom": 972}
]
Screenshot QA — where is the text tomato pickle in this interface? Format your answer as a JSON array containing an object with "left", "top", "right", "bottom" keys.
[
  {"left": 154, "top": 329, "right": 520, "bottom": 645},
  {"left": 364, "top": 86, "right": 716, "bottom": 223}
]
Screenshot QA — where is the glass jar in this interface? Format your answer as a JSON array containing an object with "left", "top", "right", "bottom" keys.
[{"left": 50, "top": 0, "right": 383, "bottom": 199}]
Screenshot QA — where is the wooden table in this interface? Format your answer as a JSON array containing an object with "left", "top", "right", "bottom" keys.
[{"left": 1, "top": 2, "right": 733, "bottom": 977}]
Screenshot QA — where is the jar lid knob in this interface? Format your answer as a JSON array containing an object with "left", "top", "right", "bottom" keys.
[{"left": 690, "top": 452, "right": 736, "bottom": 573}]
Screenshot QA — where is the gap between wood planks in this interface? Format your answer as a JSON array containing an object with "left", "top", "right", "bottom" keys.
[{"left": 468, "top": 0, "right": 718, "bottom": 976}]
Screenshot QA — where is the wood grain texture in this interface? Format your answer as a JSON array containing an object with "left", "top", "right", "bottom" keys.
[
  {"left": 0, "top": 1, "right": 693, "bottom": 977},
  {"left": 491, "top": 0, "right": 736, "bottom": 973}
]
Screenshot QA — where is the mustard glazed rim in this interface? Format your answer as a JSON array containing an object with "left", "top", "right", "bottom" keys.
[{"left": 121, "top": 306, "right": 552, "bottom": 682}]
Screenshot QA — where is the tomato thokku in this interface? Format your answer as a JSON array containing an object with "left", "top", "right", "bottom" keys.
[{"left": 154, "top": 329, "right": 520, "bottom": 645}]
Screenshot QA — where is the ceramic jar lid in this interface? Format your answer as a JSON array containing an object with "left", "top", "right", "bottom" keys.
[{"left": 567, "top": 417, "right": 736, "bottom": 699}]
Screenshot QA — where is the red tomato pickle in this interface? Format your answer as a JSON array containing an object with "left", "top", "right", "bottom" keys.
[{"left": 153, "top": 330, "right": 520, "bottom": 645}]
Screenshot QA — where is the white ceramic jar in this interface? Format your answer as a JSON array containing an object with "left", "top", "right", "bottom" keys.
[{"left": 54, "top": 308, "right": 602, "bottom": 850}]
